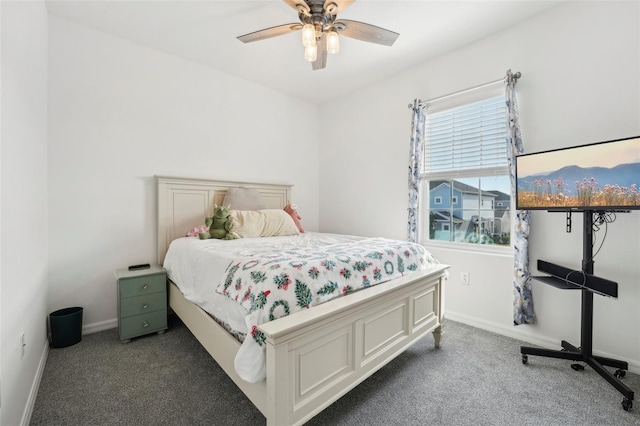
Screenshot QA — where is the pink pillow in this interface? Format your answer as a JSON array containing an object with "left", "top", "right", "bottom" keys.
[
  {"left": 186, "top": 224, "right": 209, "bottom": 237},
  {"left": 284, "top": 203, "right": 304, "bottom": 233}
]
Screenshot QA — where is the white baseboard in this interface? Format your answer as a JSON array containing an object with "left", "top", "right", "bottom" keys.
[
  {"left": 21, "top": 339, "right": 49, "bottom": 426},
  {"left": 445, "top": 311, "right": 558, "bottom": 348},
  {"left": 445, "top": 311, "right": 640, "bottom": 375},
  {"left": 19, "top": 320, "right": 116, "bottom": 425},
  {"left": 82, "top": 318, "right": 117, "bottom": 335}
]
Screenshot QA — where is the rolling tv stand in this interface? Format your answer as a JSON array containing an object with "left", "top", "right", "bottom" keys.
[{"left": 520, "top": 210, "right": 634, "bottom": 412}]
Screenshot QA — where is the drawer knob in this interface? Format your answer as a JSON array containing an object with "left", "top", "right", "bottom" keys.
[
  {"left": 143, "top": 304, "right": 149, "bottom": 309},
  {"left": 143, "top": 321, "right": 149, "bottom": 328},
  {"left": 142, "top": 284, "right": 149, "bottom": 290}
]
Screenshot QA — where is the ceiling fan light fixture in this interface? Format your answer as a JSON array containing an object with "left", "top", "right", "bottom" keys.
[
  {"left": 304, "top": 44, "right": 317, "bottom": 62},
  {"left": 301, "top": 23, "right": 316, "bottom": 47},
  {"left": 327, "top": 30, "right": 340, "bottom": 54}
]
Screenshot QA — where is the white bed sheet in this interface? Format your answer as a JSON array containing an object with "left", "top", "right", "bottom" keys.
[{"left": 163, "top": 232, "right": 366, "bottom": 380}]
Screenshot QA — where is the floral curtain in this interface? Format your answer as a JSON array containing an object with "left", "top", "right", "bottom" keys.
[
  {"left": 506, "top": 70, "right": 536, "bottom": 325},
  {"left": 408, "top": 100, "right": 426, "bottom": 243}
]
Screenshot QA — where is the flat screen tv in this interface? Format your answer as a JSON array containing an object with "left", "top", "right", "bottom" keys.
[{"left": 515, "top": 135, "right": 640, "bottom": 211}]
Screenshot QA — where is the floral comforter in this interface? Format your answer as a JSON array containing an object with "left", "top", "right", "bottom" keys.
[{"left": 216, "top": 237, "right": 439, "bottom": 382}]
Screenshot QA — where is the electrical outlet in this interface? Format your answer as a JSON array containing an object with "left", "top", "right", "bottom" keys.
[
  {"left": 20, "top": 332, "right": 26, "bottom": 359},
  {"left": 460, "top": 272, "right": 470, "bottom": 285}
]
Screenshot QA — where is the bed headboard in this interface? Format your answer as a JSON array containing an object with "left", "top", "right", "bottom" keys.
[{"left": 156, "top": 176, "right": 293, "bottom": 264}]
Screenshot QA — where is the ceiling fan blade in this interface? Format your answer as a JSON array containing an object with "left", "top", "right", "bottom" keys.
[
  {"left": 325, "top": 0, "right": 355, "bottom": 14},
  {"left": 312, "top": 34, "right": 327, "bottom": 70},
  {"left": 335, "top": 19, "right": 399, "bottom": 46},
  {"left": 237, "top": 23, "right": 302, "bottom": 43}
]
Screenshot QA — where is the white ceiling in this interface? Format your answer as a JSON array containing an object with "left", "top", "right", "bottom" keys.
[{"left": 45, "top": 0, "right": 562, "bottom": 104}]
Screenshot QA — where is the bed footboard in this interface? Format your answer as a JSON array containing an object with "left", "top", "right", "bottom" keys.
[{"left": 260, "top": 265, "right": 447, "bottom": 426}]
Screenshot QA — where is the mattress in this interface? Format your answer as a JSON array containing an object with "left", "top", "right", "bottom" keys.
[{"left": 163, "top": 232, "right": 439, "bottom": 382}]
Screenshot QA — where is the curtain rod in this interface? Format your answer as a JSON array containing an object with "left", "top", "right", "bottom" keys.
[{"left": 409, "top": 71, "right": 521, "bottom": 109}]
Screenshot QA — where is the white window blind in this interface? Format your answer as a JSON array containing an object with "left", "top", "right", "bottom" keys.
[{"left": 423, "top": 95, "right": 507, "bottom": 175}]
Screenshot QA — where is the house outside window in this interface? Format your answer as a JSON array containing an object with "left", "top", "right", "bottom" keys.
[{"left": 420, "top": 86, "right": 511, "bottom": 249}]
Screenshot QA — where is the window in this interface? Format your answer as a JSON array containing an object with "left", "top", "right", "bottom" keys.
[{"left": 420, "top": 88, "right": 511, "bottom": 248}]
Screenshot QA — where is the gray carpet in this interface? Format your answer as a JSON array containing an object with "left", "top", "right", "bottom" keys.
[{"left": 31, "top": 316, "right": 639, "bottom": 426}]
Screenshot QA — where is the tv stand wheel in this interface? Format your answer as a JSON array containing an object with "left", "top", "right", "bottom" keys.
[
  {"left": 522, "top": 355, "right": 528, "bottom": 364},
  {"left": 571, "top": 363, "right": 585, "bottom": 371},
  {"left": 621, "top": 398, "right": 633, "bottom": 412},
  {"left": 614, "top": 369, "right": 626, "bottom": 379}
]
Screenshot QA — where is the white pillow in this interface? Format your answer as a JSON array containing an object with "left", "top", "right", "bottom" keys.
[{"left": 229, "top": 209, "right": 299, "bottom": 238}]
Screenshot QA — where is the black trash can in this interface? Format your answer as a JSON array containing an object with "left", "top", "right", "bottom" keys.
[{"left": 49, "top": 307, "right": 83, "bottom": 348}]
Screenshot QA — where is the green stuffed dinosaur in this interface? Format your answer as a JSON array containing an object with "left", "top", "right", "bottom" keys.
[{"left": 199, "top": 205, "right": 237, "bottom": 240}]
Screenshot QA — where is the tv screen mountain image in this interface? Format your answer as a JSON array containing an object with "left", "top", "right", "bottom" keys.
[{"left": 515, "top": 136, "right": 640, "bottom": 210}]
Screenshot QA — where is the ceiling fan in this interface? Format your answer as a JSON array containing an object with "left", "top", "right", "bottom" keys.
[{"left": 237, "top": 0, "right": 399, "bottom": 70}]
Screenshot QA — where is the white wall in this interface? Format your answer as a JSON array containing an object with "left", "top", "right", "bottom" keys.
[
  {"left": 48, "top": 17, "right": 320, "bottom": 331},
  {"left": 1, "top": 1, "right": 49, "bottom": 425},
  {"left": 319, "top": 1, "right": 640, "bottom": 371}
]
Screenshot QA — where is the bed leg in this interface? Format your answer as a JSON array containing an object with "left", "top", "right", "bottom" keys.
[{"left": 433, "top": 324, "right": 444, "bottom": 348}]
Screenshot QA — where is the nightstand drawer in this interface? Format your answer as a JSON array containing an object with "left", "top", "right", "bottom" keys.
[
  {"left": 119, "top": 310, "right": 167, "bottom": 339},
  {"left": 120, "top": 292, "right": 166, "bottom": 318},
  {"left": 119, "top": 274, "right": 166, "bottom": 298}
]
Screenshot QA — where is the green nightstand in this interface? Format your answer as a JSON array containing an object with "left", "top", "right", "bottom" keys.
[{"left": 115, "top": 265, "right": 168, "bottom": 343}]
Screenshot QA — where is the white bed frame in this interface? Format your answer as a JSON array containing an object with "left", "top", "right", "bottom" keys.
[{"left": 156, "top": 176, "right": 448, "bottom": 426}]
